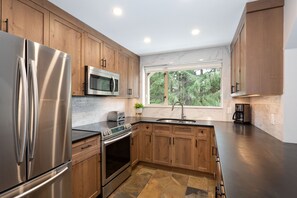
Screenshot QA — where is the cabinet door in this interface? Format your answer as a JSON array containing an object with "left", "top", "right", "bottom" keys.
[
  {"left": 141, "top": 131, "right": 153, "bottom": 162},
  {"left": 103, "top": 43, "right": 117, "bottom": 72},
  {"left": 82, "top": 154, "right": 101, "bottom": 198},
  {"left": 128, "top": 57, "right": 140, "bottom": 98},
  {"left": 239, "top": 24, "right": 246, "bottom": 94},
  {"left": 118, "top": 51, "right": 129, "bottom": 97},
  {"left": 2, "top": 0, "right": 49, "bottom": 45},
  {"left": 234, "top": 38, "right": 240, "bottom": 92},
  {"left": 195, "top": 128, "right": 211, "bottom": 173},
  {"left": 49, "top": 14, "right": 84, "bottom": 96},
  {"left": 172, "top": 135, "right": 195, "bottom": 169},
  {"left": 85, "top": 33, "right": 103, "bottom": 69},
  {"left": 72, "top": 162, "right": 83, "bottom": 198},
  {"left": 131, "top": 130, "right": 139, "bottom": 167},
  {"left": 152, "top": 133, "right": 171, "bottom": 166},
  {"left": 72, "top": 154, "right": 100, "bottom": 198}
]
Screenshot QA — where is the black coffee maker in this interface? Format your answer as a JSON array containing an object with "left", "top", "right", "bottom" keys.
[{"left": 232, "top": 104, "right": 251, "bottom": 124}]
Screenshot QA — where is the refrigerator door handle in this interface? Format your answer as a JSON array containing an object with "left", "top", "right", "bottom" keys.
[
  {"left": 14, "top": 166, "right": 69, "bottom": 198},
  {"left": 28, "top": 59, "right": 39, "bottom": 160},
  {"left": 14, "top": 57, "right": 28, "bottom": 164}
]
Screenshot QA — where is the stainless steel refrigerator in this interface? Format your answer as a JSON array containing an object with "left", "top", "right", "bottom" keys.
[{"left": 0, "top": 31, "right": 72, "bottom": 197}]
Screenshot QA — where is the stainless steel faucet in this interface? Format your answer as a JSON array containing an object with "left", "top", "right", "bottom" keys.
[{"left": 171, "top": 101, "right": 186, "bottom": 120}]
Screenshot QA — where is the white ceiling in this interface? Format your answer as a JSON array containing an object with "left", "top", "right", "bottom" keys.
[{"left": 49, "top": 0, "right": 250, "bottom": 56}]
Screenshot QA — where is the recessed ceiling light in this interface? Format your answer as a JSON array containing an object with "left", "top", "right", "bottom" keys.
[
  {"left": 144, "top": 37, "right": 151, "bottom": 44},
  {"left": 191, "top": 29, "right": 200, "bottom": 36},
  {"left": 199, "top": 58, "right": 204, "bottom": 61},
  {"left": 113, "top": 7, "right": 122, "bottom": 16}
]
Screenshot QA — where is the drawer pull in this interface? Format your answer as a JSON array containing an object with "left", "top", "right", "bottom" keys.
[
  {"left": 200, "top": 130, "right": 204, "bottom": 134},
  {"left": 81, "top": 145, "right": 92, "bottom": 150},
  {"left": 146, "top": 126, "right": 149, "bottom": 129}
]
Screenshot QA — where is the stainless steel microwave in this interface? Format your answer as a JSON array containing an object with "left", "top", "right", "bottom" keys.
[{"left": 85, "top": 66, "right": 119, "bottom": 96}]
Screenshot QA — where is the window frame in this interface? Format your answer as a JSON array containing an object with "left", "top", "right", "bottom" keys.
[{"left": 144, "top": 63, "right": 223, "bottom": 108}]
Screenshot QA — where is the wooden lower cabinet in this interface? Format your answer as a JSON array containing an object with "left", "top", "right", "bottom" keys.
[
  {"left": 139, "top": 124, "right": 153, "bottom": 162},
  {"left": 172, "top": 135, "right": 195, "bottom": 170},
  {"left": 72, "top": 136, "right": 101, "bottom": 198},
  {"left": 138, "top": 123, "right": 213, "bottom": 174},
  {"left": 131, "top": 125, "right": 140, "bottom": 167},
  {"left": 194, "top": 128, "right": 211, "bottom": 173}
]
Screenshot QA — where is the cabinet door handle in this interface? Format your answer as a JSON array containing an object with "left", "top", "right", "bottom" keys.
[
  {"left": 101, "top": 59, "right": 104, "bottom": 67},
  {"left": 236, "top": 82, "right": 240, "bottom": 92},
  {"left": 195, "top": 139, "right": 198, "bottom": 147},
  {"left": 104, "top": 59, "right": 107, "bottom": 67},
  {"left": 81, "top": 144, "right": 92, "bottom": 150},
  {"left": 4, "top": 18, "right": 9, "bottom": 32},
  {"left": 128, "top": 88, "right": 132, "bottom": 95},
  {"left": 231, "top": 85, "right": 235, "bottom": 93}
]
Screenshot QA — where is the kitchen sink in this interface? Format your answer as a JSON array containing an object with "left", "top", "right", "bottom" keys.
[{"left": 156, "top": 118, "right": 197, "bottom": 124}]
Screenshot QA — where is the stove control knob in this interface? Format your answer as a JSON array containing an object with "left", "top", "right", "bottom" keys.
[
  {"left": 103, "top": 129, "right": 111, "bottom": 136},
  {"left": 124, "top": 123, "right": 131, "bottom": 129}
]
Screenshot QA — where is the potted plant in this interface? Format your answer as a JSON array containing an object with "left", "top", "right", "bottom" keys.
[{"left": 134, "top": 103, "right": 144, "bottom": 114}]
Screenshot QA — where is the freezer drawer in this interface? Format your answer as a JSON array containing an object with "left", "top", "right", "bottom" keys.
[{"left": 0, "top": 161, "right": 72, "bottom": 198}]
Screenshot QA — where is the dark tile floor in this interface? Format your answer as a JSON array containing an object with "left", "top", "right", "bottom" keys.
[{"left": 109, "top": 165, "right": 215, "bottom": 198}]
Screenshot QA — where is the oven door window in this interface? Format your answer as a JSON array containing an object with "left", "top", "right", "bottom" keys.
[
  {"left": 105, "top": 135, "right": 130, "bottom": 178},
  {"left": 90, "top": 74, "right": 112, "bottom": 91}
]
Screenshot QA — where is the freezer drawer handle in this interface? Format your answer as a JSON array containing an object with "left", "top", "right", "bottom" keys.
[
  {"left": 14, "top": 166, "right": 68, "bottom": 198},
  {"left": 28, "top": 59, "right": 39, "bottom": 160},
  {"left": 14, "top": 57, "right": 28, "bottom": 164}
]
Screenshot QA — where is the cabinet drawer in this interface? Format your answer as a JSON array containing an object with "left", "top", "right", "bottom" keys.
[
  {"left": 153, "top": 124, "right": 172, "bottom": 133},
  {"left": 72, "top": 136, "right": 100, "bottom": 165},
  {"left": 196, "top": 128, "right": 210, "bottom": 140},
  {"left": 172, "top": 125, "right": 195, "bottom": 136},
  {"left": 142, "top": 123, "right": 153, "bottom": 132},
  {"left": 132, "top": 124, "right": 140, "bottom": 132}
]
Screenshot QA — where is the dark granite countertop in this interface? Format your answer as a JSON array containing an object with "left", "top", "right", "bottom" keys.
[
  {"left": 72, "top": 129, "right": 99, "bottom": 143},
  {"left": 73, "top": 116, "right": 297, "bottom": 197}
]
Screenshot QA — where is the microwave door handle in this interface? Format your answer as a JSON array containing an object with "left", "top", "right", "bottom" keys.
[
  {"left": 109, "top": 77, "right": 113, "bottom": 93},
  {"left": 112, "top": 77, "right": 115, "bottom": 93}
]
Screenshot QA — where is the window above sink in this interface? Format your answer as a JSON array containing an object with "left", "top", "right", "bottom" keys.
[{"left": 144, "top": 62, "right": 222, "bottom": 108}]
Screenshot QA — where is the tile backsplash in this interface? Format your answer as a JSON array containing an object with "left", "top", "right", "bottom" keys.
[
  {"left": 250, "top": 96, "right": 283, "bottom": 141},
  {"left": 72, "top": 97, "right": 132, "bottom": 127}
]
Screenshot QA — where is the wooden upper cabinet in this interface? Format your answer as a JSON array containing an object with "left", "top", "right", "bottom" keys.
[
  {"left": 49, "top": 13, "right": 84, "bottom": 96},
  {"left": 103, "top": 43, "right": 117, "bottom": 72},
  {"left": 230, "top": 0, "right": 283, "bottom": 97},
  {"left": 84, "top": 33, "right": 103, "bottom": 69},
  {"left": 128, "top": 57, "right": 140, "bottom": 98},
  {"left": 1, "top": 0, "right": 49, "bottom": 45},
  {"left": 117, "top": 51, "right": 129, "bottom": 97}
]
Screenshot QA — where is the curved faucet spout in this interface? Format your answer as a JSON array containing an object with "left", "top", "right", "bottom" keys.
[{"left": 171, "top": 101, "right": 186, "bottom": 120}]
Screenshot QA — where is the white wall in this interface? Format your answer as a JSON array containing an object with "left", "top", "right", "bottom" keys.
[
  {"left": 139, "top": 46, "right": 248, "bottom": 121},
  {"left": 282, "top": 0, "right": 297, "bottom": 143}
]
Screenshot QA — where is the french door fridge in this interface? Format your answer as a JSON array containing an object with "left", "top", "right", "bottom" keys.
[{"left": 0, "top": 31, "right": 72, "bottom": 197}]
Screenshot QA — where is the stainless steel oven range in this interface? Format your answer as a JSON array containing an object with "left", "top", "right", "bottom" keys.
[
  {"left": 73, "top": 121, "right": 132, "bottom": 198},
  {"left": 101, "top": 123, "right": 132, "bottom": 198}
]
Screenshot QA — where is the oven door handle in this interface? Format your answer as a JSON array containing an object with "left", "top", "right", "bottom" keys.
[{"left": 103, "top": 131, "right": 132, "bottom": 146}]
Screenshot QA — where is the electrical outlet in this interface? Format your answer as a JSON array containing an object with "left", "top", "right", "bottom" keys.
[{"left": 270, "top": 114, "right": 275, "bottom": 125}]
